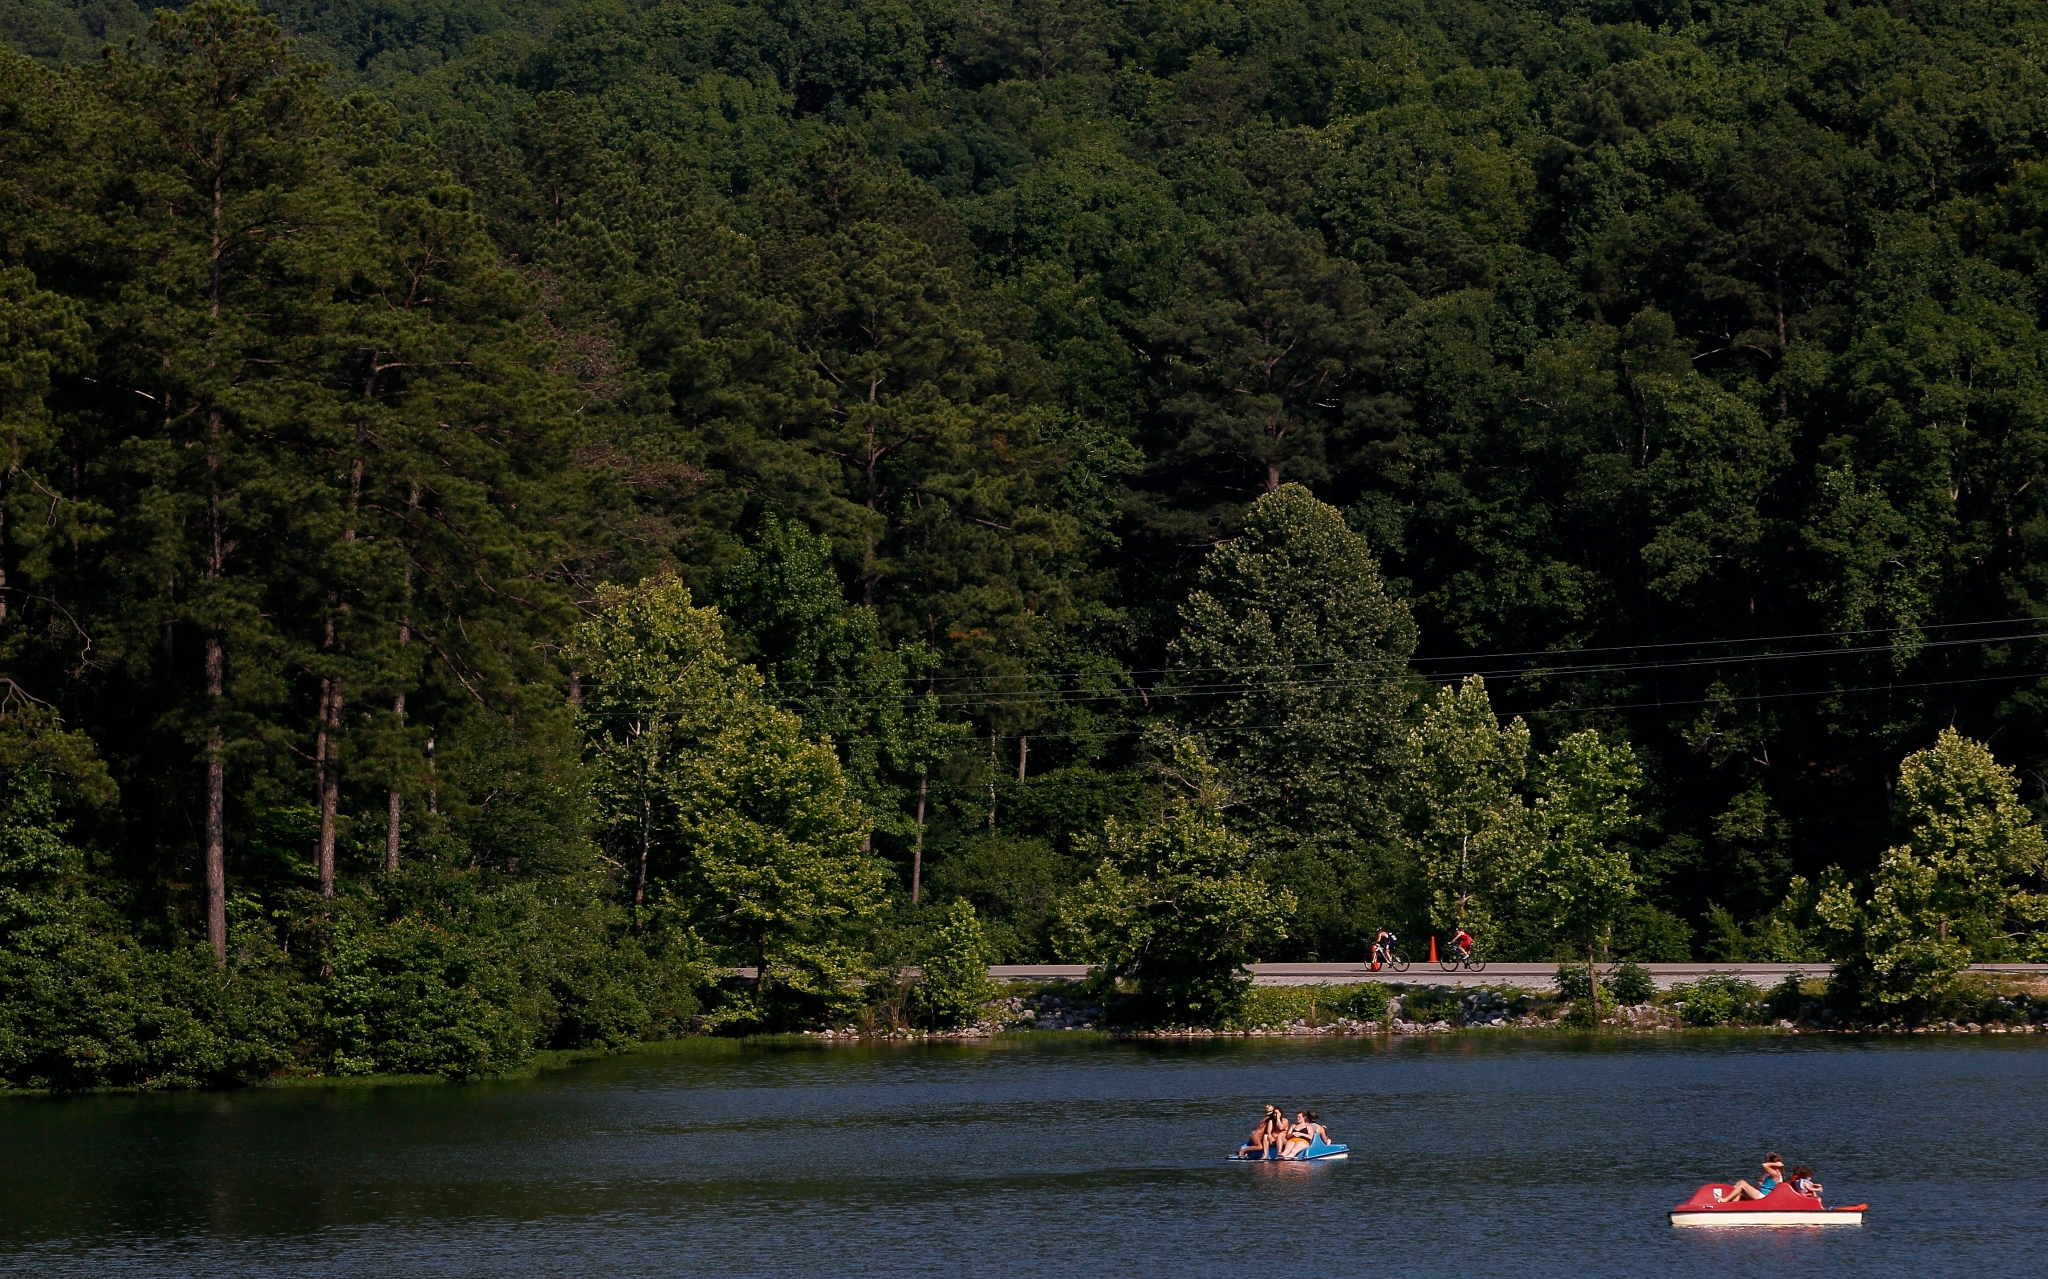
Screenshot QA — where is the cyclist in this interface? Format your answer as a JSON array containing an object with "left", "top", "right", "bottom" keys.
[
  {"left": 1451, "top": 927, "right": 1475, "bottom": 963},
  {"left": 1371, "top": 929, "right": 1399, "bottom": 971}
]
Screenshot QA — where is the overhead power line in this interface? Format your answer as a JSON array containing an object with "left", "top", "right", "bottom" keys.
[
  {"left": 574, "top": 620, "right": 2048, "bottom": 713},
  {"left": 993, "top": 667, "right": 2048, "bottom": 743}
]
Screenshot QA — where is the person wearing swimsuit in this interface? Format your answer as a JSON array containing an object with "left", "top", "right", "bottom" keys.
[
  {"left": 1239, "top": 1106, "right": 1286, "bottom": 1158},
  {"left": 1720, "top": 1153, "right": 1785, "bottom": 1202},
  {"left": 1280, "top": 1110, "right": 1327, "bottom": 1158},
  {"left": 1299, "top": 1110, "right": 1330, "bottom": 1151}
]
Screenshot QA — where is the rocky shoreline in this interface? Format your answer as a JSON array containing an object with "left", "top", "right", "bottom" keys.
[{"left": 796, "top": 984, "right": 2048, "bottom": 1042}]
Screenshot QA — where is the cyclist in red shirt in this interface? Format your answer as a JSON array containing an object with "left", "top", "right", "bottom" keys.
[{"left": 1451, "top": 927, "right": 1475, "bottom": 962}]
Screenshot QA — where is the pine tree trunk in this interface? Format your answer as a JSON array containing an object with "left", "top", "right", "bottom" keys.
[
  {"left": 385, "top": 610, "right": 409, "bottom": 874},
  {"left": 912, "top": 773, "right": 927, "bottom": 904},
  {"left": 383, "top": 677, "right": 403, "bottom": 872},
  {"left": 385, "top": 486, "right": 418, "bottom": 874},
  {"left": 204, "top": 629, "right": 227, "bottom": 966},
  {"left": 317, "top": 677, "right": 341, "bottom": 899},
  {"left": 203, "top": 398, "right": 228, "bottom": 966},
  {"left": 384, "top": 784, "right": 402, "bottom": 875}
]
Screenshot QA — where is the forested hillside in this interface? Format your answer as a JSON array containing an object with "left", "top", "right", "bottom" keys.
[{"left": 5, "top": 0, "right": 2048, "bottom": 1082}]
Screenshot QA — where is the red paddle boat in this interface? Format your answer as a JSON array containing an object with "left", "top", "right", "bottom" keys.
[{"left": 1669, "top": 1183, "right": 1866, "bottom": 1227}]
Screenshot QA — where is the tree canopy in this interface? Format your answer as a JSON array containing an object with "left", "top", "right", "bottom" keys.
[{"left": 6, "top": 0, "right": 2048, "bottom": 1062}]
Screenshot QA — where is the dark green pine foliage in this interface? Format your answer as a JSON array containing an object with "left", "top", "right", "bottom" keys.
[
  {"left": 77, "top": 2, "right": 356, "bottom": 951},
  {"left": 3, "top": 0, "right": 2048, "bottom": 1066},
  {"left": 0, "top": 6, "right": 681, "bottom": 1085},
  {"left": 716, "top": 512, "right": 961, "bottom": 877},
  {"left": 1143, "top": 216, "right": 1383, "bottom": 533}
]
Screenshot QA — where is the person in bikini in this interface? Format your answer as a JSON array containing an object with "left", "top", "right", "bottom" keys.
[
  {"left": 1280, "top": 1110, "right": 1330, "bottom": 1157},
  {"left": 1239, "top": 1106, "right": 1287, "bottom": 1159},
  {"left": 1720, "top": 1153, "right": 1786, "bottom": 1202}
]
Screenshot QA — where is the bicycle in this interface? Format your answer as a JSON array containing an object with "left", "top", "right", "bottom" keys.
[
  {"left": 1371, "top": 941, "right": 1410, "bottom": 973},
  {"left": 1438, "top": 943, "right": 1486, "bottom": 973}
]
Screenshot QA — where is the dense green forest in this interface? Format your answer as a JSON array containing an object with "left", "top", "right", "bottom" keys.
[{"left": 5, "top": 0, "right": 2048, "bottom": 1084}]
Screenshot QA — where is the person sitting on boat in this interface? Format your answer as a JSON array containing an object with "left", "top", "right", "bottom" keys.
[
  {"left": 1239, "top": 1106, "right": 1287, "bottom": 1158},
  {"left": 1719, "top": 1153, "right": 1786, "bottom": 1201},
  {"left": 1280, "top": 1110, "right": 1330, "bottom": 1157},
  {"left": 1790, "top": 1165, "right": 1823, "bottom": 1203}
]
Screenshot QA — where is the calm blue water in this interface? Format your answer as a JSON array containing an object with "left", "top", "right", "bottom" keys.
[{"left": 3, "top": 1033, "right": 2044, "bottom": 1276}]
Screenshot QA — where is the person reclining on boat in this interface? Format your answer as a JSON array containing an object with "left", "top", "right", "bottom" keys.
[
  {"left": 1279, "top": 1111, "right": 1330, "bottom": 1157},
  {"left": 1719, "top": 1153, "right": 1785, "bottom": 1202},
  {"left": 1790, "top": 1165, "right": 1823, "bottom": 1204},
  {"left": 1239, "top": 1106, "right": 1287, "bottom": 1158}
]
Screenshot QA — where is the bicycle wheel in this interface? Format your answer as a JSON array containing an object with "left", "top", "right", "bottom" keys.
[
  {"left": 1438, "top": 955, "right": 1460, "bottom": 972},
  {"left": 1465, "top": 957, "right": 1487, "bottom": 973},
  {"left": 1390, "top": 954, "right": 1410, "bottom": 973}
]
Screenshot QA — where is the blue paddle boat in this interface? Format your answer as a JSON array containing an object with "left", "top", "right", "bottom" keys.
[{"left": 1228, "top": 1135, "right": 1349, "bottom": 1162}]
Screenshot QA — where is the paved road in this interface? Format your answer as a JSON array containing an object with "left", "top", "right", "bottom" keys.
[{"left": 989, "top": 962, "right": 2048, "bottom": 991}]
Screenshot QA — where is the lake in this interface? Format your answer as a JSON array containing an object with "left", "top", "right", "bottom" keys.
[{"left": 4, "top": 1033, "right": 2044, "bottom": 1277}]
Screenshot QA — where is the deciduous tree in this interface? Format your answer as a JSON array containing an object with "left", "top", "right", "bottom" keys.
[
  {"left": 1165, "top": 483, "right": 1415, "bottom": 957},
  {"left": 1054, "top": 736, "right": 1293, "bottom": 1024}
]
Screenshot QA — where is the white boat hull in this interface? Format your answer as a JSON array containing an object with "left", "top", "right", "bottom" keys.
[{"left": 1671, "top": 1210, "right": 1862, "bottom": 1227}]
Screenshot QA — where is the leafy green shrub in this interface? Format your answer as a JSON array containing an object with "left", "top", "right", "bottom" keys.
[
  {"left": 1607, "top": 961, "right": 1655, "bottom": 1005},
  {"left": 1401, "top": 985, "right": 1460, "bottom": 1023},
  {"left": 1912, "top": 975, "right": 2044, "bottom": 1027},
  {"left": 1554, "top": 963, "right": 1592, "bottom": 1002},
  {"left": 0, "top": 763, "right": 314, "bottom": 1090},
  {"left": 1342, "top": 983, "right": 1390, "bottom": 1022},
  {"left": 914, "top": 899, "right": 997, "bottom": 1028},
  {"left": 1226, "top": 982, "right": 1387, "bottom": 1029},
  {"left": 1551, "top": 964, "right": 1614, "bottom": 1025},
  {"left": 1766, "top": 972, "right": 1809, "bottom": 1020},
  {"left": 530, "top": 887, "right": 709, "bottom": 1049},
  {"left": 323, "top": 899, "right": 542, "bottom": 1078},
  {"left": 1678, "top": 974, "right": 1761, "bottom": 1026},
  {"left": 1232, "top": 985, "right": 1319, "bottom": 1027}
]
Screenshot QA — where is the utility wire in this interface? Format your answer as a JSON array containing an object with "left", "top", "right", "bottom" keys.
[
  {"left": 574, "top": 625, "right": 2048, "bottom": 713},
  {"left": 658, "top": 614, "right": 2048, "bottom": 690},
  {"left": 968, "top": 667, "right": 2048, "bottom": 743}
]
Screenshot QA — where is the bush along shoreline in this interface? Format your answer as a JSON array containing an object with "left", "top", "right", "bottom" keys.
[{"left": 792, "top": 968, "right": 2048, "bottom": 1044}]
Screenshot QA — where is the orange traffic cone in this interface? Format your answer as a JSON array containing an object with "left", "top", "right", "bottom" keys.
[{"left": 1430, "top": 936, "right": 1438, "bottom": 963}]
